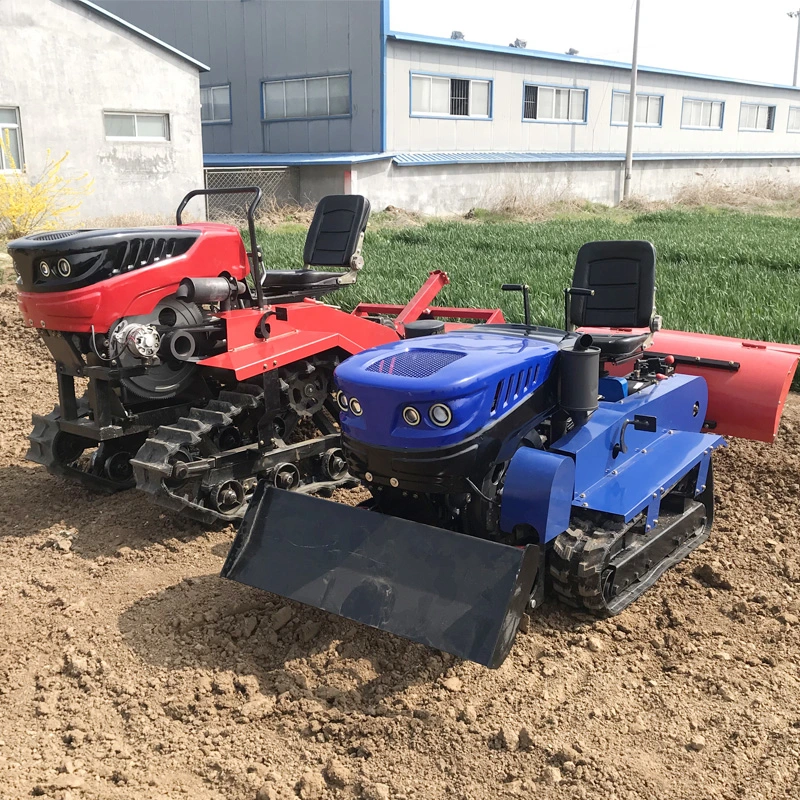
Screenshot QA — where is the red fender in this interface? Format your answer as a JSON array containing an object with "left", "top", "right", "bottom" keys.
[{"left": 594, "top": 328, "right": 800, "bottom": 443}]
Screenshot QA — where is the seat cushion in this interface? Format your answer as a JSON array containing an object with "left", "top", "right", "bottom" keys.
[
  {"left": 590, "top": 332, "right": 650, "bottom": 357},
  {"left": 262, "top": 269, "right": 344, "bottom": 289}
]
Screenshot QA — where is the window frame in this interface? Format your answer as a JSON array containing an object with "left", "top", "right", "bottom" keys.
[
  {"left": 788, "top": 105, "right": 800, "bottom": 133},
  {"left": 738, "top": 101, "right": 776, "bottom": 133},
  {"left": 200, "top": 83, "right": 232, "bottom": 125},
  {"left": 0, "top": 106, "right": 24, "bottom": 171},
  {"left": 521, "top": 82, "right": 589, "bottom": 125},
  {"left": 103, "top": 111, "right": 171, "bottom": 142},
  {"left": 609, "top": 90, "right": 664, "bottom": 128},
  {"left": 260, "top": 73, "right": 352, "bottom": 123},
  {"left": 679, "top": 97, "right": 725, "bottom": 131},
  {"left": 408, "top": 71, "right": 493, "bottom": 121}
]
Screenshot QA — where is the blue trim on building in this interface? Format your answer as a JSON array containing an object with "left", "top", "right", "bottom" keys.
[
  {"left": 609, "top": 90, "right": 664, "bottom": 128},
  {"left": 380, "top": 0, "right": 390, "bottom": 152},
  {"left": 387, "top": 31, "right": 800, "bottom": 93},
  {"left": 409, "top": 71, "right": 493, "bottom": 120},
  {"left": 521, "top": 82, "right": 589, "bottom": 125},
  {"left": 679, "top": 97, "right": 726, "bottom": 131},
  {"left": 74, "top": 0, "right": 209, "bottom": 71},
  {"left": 204, "top": 153, "right": 393, "bottom": 168},
  {"left": 204, "top": 151, "right": 800, "bottom": 169}
]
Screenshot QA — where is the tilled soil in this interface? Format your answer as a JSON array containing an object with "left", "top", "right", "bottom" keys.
[{"left": 1, "top": 285, "right": 799, "bottom": 800}]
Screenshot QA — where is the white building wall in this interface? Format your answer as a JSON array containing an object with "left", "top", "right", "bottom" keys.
[
  {"left": 0, "top": 0, "right": 205, "bottom": 223},
  {"left": 387, "top": 40, "right": 800, "bottom": 156}
]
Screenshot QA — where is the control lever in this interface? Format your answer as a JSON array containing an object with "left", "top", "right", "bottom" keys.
[
  {"left": 612, "top": 414, "right": 657, "bottom": 458},
  {"left": 501, "top": 283, "right": 531, "bottom": 326}
]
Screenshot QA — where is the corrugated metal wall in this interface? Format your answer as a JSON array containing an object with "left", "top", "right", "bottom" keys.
[{"left": 98, "top": 0, "right": 382, "bottom": 154}]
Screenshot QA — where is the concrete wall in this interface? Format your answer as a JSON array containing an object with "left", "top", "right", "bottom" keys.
[
  {"left": 0, "top": 0, "right": 204, "bottom": 222},
  {"left": 292, "top": 157, "right": 800, "bottom": 215},
  {"left": 387, "top": 39, "right": 800, "bottom": 156},
  {"left": 99, "top": 0, "right": 383, "bottom": 155}
]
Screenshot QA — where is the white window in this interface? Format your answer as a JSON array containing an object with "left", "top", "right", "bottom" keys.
[
  {"left": 611, "top": 92, "right": 662, "bottom": 126},
  {"left": 523, "top": 85, "right": 586, "bottom": 122},
  {"left": 201, "top": 85, "right": 231, "bottom": 123},
  {"left": 789, "top": 106, "right": 800, "bottom": 132},
  {"left": 681, "top": 98, "right": 724, "bottom": 129},
  {"left": 262, "top": 74, "right": 350, "bottom": 120},
  {"left": 104, "top": 112, "right": 170, "bottom": 140},
  {"left": 411, "top": 74, "right": 491, "bottom": 117},
  {"left": 739, "top": 102, "right": 775, "bottom": 131},
  {"left": 0, "top": 107, "right": 23, "bottom": 169}
]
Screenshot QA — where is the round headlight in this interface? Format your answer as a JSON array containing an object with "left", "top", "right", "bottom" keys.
[
  {"left": 57, "top": 258, "right": 71, "bottom": 277},
  {"left": 402, "top": 406, "right": 421, "bottom": 426},
  {"left": 349, "top": 397, "right": 363, "bottom": 416},
  {"left": 429, "top": 403, "right": 452, "bottom": 427},
  {"left": 39, "top": 260, "right": 51, "bottom": 277},
  {"left": 336, "top": 391, "right": 348, "bottom": 411}
]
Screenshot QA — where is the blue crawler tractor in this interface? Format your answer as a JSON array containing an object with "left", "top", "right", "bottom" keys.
[{"left": 222, "top": 241, "right": 727, "bottom": 667}]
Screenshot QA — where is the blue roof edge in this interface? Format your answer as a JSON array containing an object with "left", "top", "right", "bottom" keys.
[
  {"left": 74, "top": 0, "right": 210, "bottom": 71},
  {"left": 388, "top": 31, "right": 800, "bottom": 93},
  {"left": 204, "top": 151, "right": 800, "bottom": 169}
]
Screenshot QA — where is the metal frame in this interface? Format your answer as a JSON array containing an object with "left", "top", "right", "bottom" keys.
[
  {"left": 521, "top": 81, "right": 589, "bottom": 125},
  {"left": 260, "top": 72, "right": 353, "bottom": 124},
  {"left": 200, "top": 83, "right": 233, "bottom": 125},
  {"left": 609, "top": 89, "right": 664, "bottom": 128},
  {"left": 0, "top": 105, "right": 24, "bottom": 171},
  {"left": 409, "top": 71, "right": 494, "bottom": 120},
  {"left": 738, "top": 101, "right": 777, "bottom": 132},
  {"left": 679, "top": 97, "right": 726, "bottom": 131}
]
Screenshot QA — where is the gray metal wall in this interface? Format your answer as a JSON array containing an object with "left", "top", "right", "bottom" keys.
[{"left": 98, "top": 0, "right": 383, "bottom": 154}]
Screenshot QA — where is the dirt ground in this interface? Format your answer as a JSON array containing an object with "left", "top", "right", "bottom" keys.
[{"left": 1, "top": 285, "right": 799, "bottom": 800}]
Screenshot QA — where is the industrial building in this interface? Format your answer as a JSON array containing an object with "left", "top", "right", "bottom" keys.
[
  {"left": 98, "top": 0, "right": 800, "bottom": 213},
  {"left": 1, "top": 0, "right": 206, "bottom": 221}
]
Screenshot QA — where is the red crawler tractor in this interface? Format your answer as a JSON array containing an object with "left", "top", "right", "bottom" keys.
[{"left": 9, "top": 188, "right": 502, "bottom": 523}]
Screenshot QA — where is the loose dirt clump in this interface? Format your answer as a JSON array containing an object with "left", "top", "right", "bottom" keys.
[{"left": 1, "top": 288, "right": 799, "bottom": 799}]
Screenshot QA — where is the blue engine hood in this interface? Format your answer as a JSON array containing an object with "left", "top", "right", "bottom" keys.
[{"left": 335, "top": 329, "right": 559, "bottom": 449}]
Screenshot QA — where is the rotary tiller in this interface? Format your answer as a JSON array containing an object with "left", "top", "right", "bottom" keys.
[
  {"left": 9, "top": 189, "right": 503, "bottom": 523},
  {"left": 222, "top": 240, "right": 800, "bottom": 667}
]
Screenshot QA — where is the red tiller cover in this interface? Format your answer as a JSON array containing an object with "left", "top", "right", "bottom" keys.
[{"left": 592, "top": 328, "right": 800, "bottom": 443}]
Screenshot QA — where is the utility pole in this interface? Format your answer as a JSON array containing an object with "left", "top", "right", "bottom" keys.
[
  {"left": 789, "top": 10, "right": 800, "bottom": 86},
  {"left": 623, "top": 0, "right": 642, "bottom": 202}
]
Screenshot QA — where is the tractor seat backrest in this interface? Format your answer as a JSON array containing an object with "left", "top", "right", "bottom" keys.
[
  {"left": 303, "top": 194, "right": 371, "bottom": 269},
  {"left": 570, "top": 240, "right": 656, "bottom": 330}
]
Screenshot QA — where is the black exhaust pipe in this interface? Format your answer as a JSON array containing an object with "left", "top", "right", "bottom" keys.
[{"left": 559, "top": 333, "right": 599, "bottom": 426}]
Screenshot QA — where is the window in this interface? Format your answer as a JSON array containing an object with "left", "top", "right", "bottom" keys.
[
  {"left": 201, "top": 85, "right": 231, "bottom": 123},
  {"left": 262, "top": 74, "right": 350, "bottom": 120},
  {"left": 789, "top": 106, "right": 800, "bottom": 132},
  {"left": 681, "top": 98, "right": 724, "bottom": 129},
  {"left": 739, "top": 102, "right": 775, "bottom": 131},
  {"left": 0, "top": 107, "right": 23, "bottom": 170},
  {"left": 104, "top": 112, "right": 170, "bottom": 140},
  {"left": 610, "top": 91, "right": 662, "bottom": 126},
  {"left": 523, "top": 85, "right": 586, "bottom": 123},
  {"left": 410, "top": 74, "right": 491, "bottom": 118}
]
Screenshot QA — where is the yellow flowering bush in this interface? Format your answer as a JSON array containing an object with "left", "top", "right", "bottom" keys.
[{"left": 0, "top": 132, "right": 93, "bottom": 239}]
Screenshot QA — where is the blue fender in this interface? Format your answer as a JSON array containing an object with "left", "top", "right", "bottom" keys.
[{"left": 500, "top": 446, "right": 575, "bottom": 543}]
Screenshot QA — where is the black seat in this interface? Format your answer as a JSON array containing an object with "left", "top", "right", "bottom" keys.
[
  {"left": 570, "top": 240, "right": 656, "bottom": 360},
  {"left": 262, "top": 195, "right": 371, "bottom": 299}
]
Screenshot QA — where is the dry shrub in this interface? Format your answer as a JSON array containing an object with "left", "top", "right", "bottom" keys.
[{"left": 674, "top": 176, "right": 800, "bottom": 210}]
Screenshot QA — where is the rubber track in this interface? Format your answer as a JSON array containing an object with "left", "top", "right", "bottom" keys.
[{"left": 131, "top": 386, "right": 264, "bottom": 523}]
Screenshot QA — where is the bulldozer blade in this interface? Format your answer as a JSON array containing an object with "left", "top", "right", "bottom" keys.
[{"left": 221, "top": 485, "right": 540, "bottom": 668}]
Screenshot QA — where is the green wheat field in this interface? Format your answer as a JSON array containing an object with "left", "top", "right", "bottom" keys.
[{"left": 256, "top": 208, "right": 800, "bottom": 345}]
